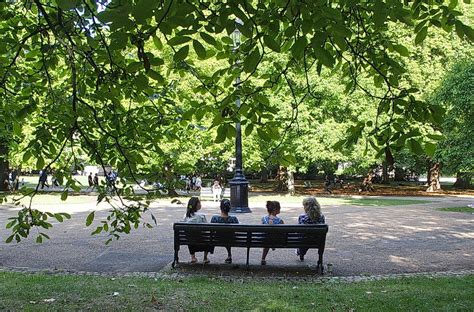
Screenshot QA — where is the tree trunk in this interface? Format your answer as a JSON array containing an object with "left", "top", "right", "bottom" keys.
[
  {"left": 0, "top": 140, "right": 9, "bottom": 192},
  {"left": 382, "top": 162, "right": 389, "bottom": 184},
  {"left": 453, "top": 172, "right": 472, "bottom": 189},
  {"left": 382, "top": 147, "right": 394, "bottom": 184},
  {"left": 426, "top": 160, "right": 432, "bottom": 187},
  {"left": 287, "top": 170, "right": 295, "bottom": 196},
  {"left": 275, "top": 166, "right": 288, "bottom": 192},
  {"left": 426, "top": 162, "right": 442, "bottom": 192},
  {"left": 394, "top": 167, "right": 405, "bottom": 181},
  {"left": 259, "top": 169, "right": 268, "bottom": 183}
]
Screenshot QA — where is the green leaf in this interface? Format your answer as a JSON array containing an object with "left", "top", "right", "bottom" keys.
[
  {"left": 54, "top": 213, "right": 64, "bottom": 222},
  {"left": 153, "top": 36, "right": 163, "bottom": 49},
  {"left": 6, "top": 235, "right": 14, "bottom": 243},
  {"left": 36, "top": 235, "right": 43, "bottom": 243},
  {"left": 61, "top": 190, "right": 68, "bottom": 201},
  {"left": 291, "top": 36, "right": 307, "bottom": 59},
  {"left": 147, "top": 69, "right": 164, "bottom": 83},
  {"left": 415, "top": 26, "right": 428, "bottom": 45},
  {"left": 255, "top": 93, "right": 269, "bottom": 105},
  {"left": 424, "top": 142, "right": 437, "bottom": 157},
  {"left": 408, "top": 139, "right": 424, "bottom": 155},
  {"left": 168, "top": 36, "right": 192, "bottom": 46},
  {"left": 134, "top": 74, "right": 149, "bottom": 90},
  {"left": 393, "top": 44, "right": 409, "bottom": 56},
  {"left": 6, "top": 220, "right": 16, "bottom": 229},
  {"left": 314, "top": 47, "right": 335, "bottom": 67},
  {"left": 462, "top": 24, "right": 474, "bottom": 41},
  {"left": 243, "top": 48, "right": 260, "bottom": 73},
  {"left": 215, "top": 125, "right": 227, "bottom": 143},
  {"left": 92, "top": 226, "right": 103, "bottom": 235},
  {"left": 245, "top": 124, "right": 254, "bottom": 136},
  {"left": 173, "top": 45, "right": 189, "bottom": 62},
  {"left": 57, "top": 0, "right": 79, "bottom": 10},
  {"left": 200, "top": 32, "right": 216, "bottom": 46},
  {"left": 36, "top": 157, "right": 44, "bottom": 170},
  {"left": 22, "top": 151, "right": 31, "bottom": 163},
  {"left": 86, "top": 211, "right": 95, "bottom": 227},
  {"left": 263, "top": 35, "right": 280, "bottom": 52},
  {"left": 193, "top": 40, "right": 207, "bottom": 59}
]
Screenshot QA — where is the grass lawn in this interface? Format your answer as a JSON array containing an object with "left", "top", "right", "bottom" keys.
[
  {"left": 248, "top": 194, "right": 431, "bottom": 206},
  {"left": 0, "top": 272, "right": 472, "bottom": 311},
  {"left": 437, "top": 206, "right": 474, "bottom": 213}
]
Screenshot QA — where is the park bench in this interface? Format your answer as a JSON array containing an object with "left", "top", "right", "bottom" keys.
[
  {"left": 172, "top": 223, "right": 329, "bottom": 273},
  {"left": 199, "top": 187, "right": 228, "bottom": 200}
]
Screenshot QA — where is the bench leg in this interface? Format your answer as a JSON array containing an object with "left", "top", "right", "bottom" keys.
[
  {"left": 172, "top": 249, "right": 179, "bottom": 268},
  {"left": 246, "top": 248, "right": 250, "bottom": 267},
  {"left": 317, "top": 249, "right": 324, "bottom": 275}
]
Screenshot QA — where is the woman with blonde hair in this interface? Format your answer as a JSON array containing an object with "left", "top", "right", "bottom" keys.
[{"left": 296, "top": 196, "right": 325, "bottom": 261}]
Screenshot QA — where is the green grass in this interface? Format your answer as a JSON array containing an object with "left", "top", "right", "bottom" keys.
[
  {"left": 437, "top": 206, "right": 474, "bottom": 213},
  {"left": 248, "top": 194, "right": 431, "bottom": 206},
  {"left": 0, "top": 272, "right": 472, "bottom": 311}
]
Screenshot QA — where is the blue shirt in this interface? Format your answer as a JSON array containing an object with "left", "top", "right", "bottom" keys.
[
  {"left": 262, "top": 215, "right": 284, "bottom": 225},
  {"left": 298, "top": 214, "right": 325, "bottom": 224},
  {"left": 210, "top": 215, "right": 239, "bottom": 224}
]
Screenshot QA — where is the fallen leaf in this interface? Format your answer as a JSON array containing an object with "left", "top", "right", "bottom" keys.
[
  {"left": 43, "top": 298, "right": 56, "bottom": 303},
  {"left": 112, "top": 292, "right": 119, "bottom": 296}
]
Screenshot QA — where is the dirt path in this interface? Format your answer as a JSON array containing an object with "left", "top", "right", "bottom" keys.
[{"left": 0, "top": 195, "right": 472, "bottom": 277}]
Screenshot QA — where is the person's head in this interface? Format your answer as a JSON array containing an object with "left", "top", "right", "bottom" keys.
[
  {"left": 220, "top": 199, "right": 231, "bottom": 215},
  {"left": 186, "top": 197, "right": 201, "bottom": 218},
  {"left": 302, "top": 197, "right": 322, "bottom": 220},
  {"left": 273, "top": 201, "right": 281, "bottom": 214},
  {"left": 266, "top": 201, "right": 281, "bottom": 215}
]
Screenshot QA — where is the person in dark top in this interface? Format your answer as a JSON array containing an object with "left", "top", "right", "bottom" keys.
[
  {"left": 210, "top": 199, "right": 239, "bottom": 264},
  {"left": 87, "top": 172, "right": 93, "bottom": 190},
  {"left": 39, "top": 170, "right": 49, "bottom": 189},
  {"left": 261, "top": 201, "right": 284, "bottom": 265},
  {"left": 297, "top": 197, "right": 326, "bottom": 261},
  {"left": 93, "top": 173, "right": 99, "bottom": 189}
]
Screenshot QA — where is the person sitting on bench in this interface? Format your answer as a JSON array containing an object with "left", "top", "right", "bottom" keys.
[
  {"left": 261, "top": 201, "right": 284, "bottom": 265},
  {"left": 296, "top": 197, "right": 326, "bottom": 261},
  {"left": 183, "top": 197, "right": 213, "bottom": 264},
  {"left": 210, "top": 199, "right": 239, "bottom": 264}
]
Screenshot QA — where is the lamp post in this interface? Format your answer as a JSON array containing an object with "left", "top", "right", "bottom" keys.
[{"left": 229, "top": 19, "right": 251, "bottom": 213}]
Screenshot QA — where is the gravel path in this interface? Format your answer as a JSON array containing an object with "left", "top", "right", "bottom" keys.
[{"left": 1, "top": 195, "right": 472, "bottom": 277}]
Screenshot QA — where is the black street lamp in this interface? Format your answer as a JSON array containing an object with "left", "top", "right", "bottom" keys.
[{"left": 229, "top": 19, "right": 251, "bottom": 213}]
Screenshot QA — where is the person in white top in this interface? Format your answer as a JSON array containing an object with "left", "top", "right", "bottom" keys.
[
  {"left": 212, "top": 180, "right": 222, "bottom": 202},
  {"left": 183, "top": 197, "right": 213, "bottom": 263},
  {"left": 195, "top": 176, "right": 202, "bottom": 190}
]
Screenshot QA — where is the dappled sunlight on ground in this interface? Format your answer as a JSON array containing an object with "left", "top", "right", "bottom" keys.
[{"left": 0, "top": 193, "right": 472, "bottom": 276}]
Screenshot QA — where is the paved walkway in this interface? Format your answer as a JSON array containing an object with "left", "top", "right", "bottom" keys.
[{"left": 0, "top": 195, "right": 472, "bottom": 277}]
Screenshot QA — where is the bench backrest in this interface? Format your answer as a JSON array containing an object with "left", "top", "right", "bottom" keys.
[{"left": 174, "top": 223, "right": 328, "bottom": 248}]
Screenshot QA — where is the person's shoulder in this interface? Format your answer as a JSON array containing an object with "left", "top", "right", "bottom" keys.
[
  {"left": 230, "top": 216, "right": 239, "bottom": 223},
  {"left": 210, "top": 215, "right": 220, "bottom": 223}
]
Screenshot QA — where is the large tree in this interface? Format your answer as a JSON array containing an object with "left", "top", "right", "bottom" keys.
[{"left": 1, "top": 0, "right": 473, "bottom": 242}]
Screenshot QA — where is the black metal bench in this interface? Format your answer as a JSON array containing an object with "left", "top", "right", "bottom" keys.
[{"left": 172, "top": 223, "right": 329, "bottom": 273}]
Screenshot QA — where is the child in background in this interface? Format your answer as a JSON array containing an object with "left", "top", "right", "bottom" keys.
[{"left": 261, "top": 201, "right": 284, "bottom": 265}]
